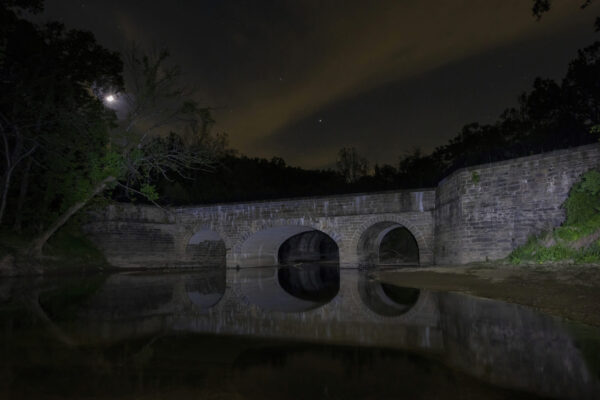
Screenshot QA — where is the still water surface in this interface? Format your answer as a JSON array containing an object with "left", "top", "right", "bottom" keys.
[{"left": 1, "top": 264, "right": 599, "bottom": 399}]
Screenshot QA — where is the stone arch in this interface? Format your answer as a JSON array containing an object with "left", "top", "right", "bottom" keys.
[
  {"left": 349, "top": 214, "right": 433, "bottom": 266},
  {"left": 278, "top": 231, "right": 339, "bottom": 264},
  {"left": 182, "top": 223, "right": 233, "bottom": 249},
  {"left": 231, "top": 219, "right": 342, "bottom": 268},
  {"left": 180, "top": 225, "right": 231, "bottom": 266}
]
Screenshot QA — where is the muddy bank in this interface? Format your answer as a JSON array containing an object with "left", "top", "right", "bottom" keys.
[{"left": 375, "top": 263, "right": 600, "bottom": 327}]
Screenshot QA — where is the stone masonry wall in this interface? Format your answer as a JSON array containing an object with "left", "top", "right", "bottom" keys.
[
  {"left": 434, "top": 143, "right": 600, "bottom": 264},
  {"left": 85, "top": 189, "right": 436, "bottom": 268}
]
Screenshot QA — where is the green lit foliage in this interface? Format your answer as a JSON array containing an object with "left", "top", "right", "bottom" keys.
[
  {"left": 140, "top": 183, "right": 159, "bottom": 202},
  {"left": 564, "top": 170, "right": 600, "bottom": 225},
  {"left": 508, "top": 234, "right": 572, "bottom": 264},
  {"left": 509, "top": 169, "right": 600, "bottom": 264},
  {"left": 27, "top": 47, "right": 224, "bottom": 256}
]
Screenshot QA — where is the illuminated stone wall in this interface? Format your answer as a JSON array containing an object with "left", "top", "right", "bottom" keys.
[{"left": 434, "top": 143, "right": 600, "bottom": 264}]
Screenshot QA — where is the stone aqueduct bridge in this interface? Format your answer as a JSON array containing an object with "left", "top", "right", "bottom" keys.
[
  {"left": 86, "top": 143, "right": 600, "bottom": 268},
  {"left": 89, "top": 189, "right": 436, "bottom": 268}
]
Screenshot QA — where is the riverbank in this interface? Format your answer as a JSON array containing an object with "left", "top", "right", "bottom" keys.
[
  {"left": 0, "top": 226, "right": 110, "bottom": 276},
  {"left": 375, "top": 263, "right": 600, "bottom": 327}
]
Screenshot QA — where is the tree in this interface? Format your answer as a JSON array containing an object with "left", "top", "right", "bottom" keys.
[
  {"left": 336, "top": 147, "right": 369, "bottom": 184},
  {"left": 532, "top": 0, "right": 599, "bottom": 31},
  {"left": 0, "top": 1, "right": 122, "bottom": 225},
  {"left": 28, "top": 47, "right": 225, "bottom": 257}
]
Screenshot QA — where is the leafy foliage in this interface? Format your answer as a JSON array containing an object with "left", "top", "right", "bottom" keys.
[
  {"left": 509, "top": 169, "right": 600, "bottom": 264},
  {"left": 564, "top": 170, "right": 600, "bottom": 226}
]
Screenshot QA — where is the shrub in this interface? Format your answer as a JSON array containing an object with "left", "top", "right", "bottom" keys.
[{"left": 564, "top": 170, "right": 600, "bottom": 226}]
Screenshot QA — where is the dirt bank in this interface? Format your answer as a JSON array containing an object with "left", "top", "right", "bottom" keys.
[{"left": 375, "top": 263, "right": 600, "bottom": 327}]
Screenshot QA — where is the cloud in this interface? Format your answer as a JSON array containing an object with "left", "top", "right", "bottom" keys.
[
  {"left": 40, "top": 0, "right": 598, "bottom": 168},
  {"left": 214, "top": 0, "right": 588, "bottom": 158}
]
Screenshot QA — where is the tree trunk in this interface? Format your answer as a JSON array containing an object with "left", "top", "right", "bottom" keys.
[
  {"left": 13, "top": 157, "right": 32, "bottom": 232},
  {"left": 0, "top": 169, "right": 12, "bottom": 226},
  {"left": 28, "top": 176, "right": 116, "bottom": 258}
]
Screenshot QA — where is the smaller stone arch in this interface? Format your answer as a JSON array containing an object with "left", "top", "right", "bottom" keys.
[
  {"left": 181, "top": 225, "right": 230, "bottom": 266},
  {"left": 349, "top": 214, "right": 433, "bottom": 266}
]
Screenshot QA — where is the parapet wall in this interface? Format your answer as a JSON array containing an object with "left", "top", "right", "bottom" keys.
[{"left": 434, "top": 143, "right": 600, "bottom": 264}]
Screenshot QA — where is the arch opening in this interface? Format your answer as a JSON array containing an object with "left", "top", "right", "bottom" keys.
[
  {"left": 238, "top": 226, "right": 339, "bottom": 268},
  {"left": 278, "top": 231, "right": 339, "bottom": 264},
  {"left": 185, "top": 228, "right": 226, "bottom": 267},
  {"left": 358, "top": 222, "right": 420, "bottom": 266}
]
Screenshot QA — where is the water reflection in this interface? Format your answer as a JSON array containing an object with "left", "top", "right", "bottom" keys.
[
  {"left": 0, "top": 266, "right": 599, "bottom": 399},
  {"left": 358, "top": 275, "right": 421, "bottom": 316},
  {"left": 234, "top": 264, "right": 339, "bottom": 312}
]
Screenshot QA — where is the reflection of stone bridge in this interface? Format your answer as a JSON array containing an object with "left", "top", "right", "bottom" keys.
[
  {"left": 87, "top": 190, "right": 436, "bottom": 268},
  {"left": 71, "top": 269, "right": 441, "bottom": 352},
  {"left": 55, "top": 269, "right": 600, "bottom": 400}
]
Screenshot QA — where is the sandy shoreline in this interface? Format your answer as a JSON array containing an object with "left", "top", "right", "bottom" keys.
[{"left": 375, "top": 263, "right": 600, "bottom": 327}]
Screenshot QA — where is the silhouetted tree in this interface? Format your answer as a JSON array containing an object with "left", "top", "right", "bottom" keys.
[
  {"left": 336, "top": 147, "right": 369, "bottom": 184},
  {"left": 28, "top": 48, "right": 224, "bottom": 257}
]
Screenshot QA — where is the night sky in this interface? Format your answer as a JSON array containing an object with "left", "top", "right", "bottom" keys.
[{"left": 38, "top": 0, "right": 599, "bottom": 169}]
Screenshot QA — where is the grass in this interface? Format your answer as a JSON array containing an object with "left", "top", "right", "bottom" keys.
[{"left": 509, "top": 169, "right": 600, "bottom": 265}]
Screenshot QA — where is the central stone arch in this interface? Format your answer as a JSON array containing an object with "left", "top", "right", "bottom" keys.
[
  {"left": 349, "top": 214, "right": 433, "bottom": 266},
  {"left": 231, "top": 220, "right": 342, "bottom": 268}
]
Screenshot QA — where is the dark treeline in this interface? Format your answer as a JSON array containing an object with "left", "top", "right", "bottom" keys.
[{"left": 156, "top": 39, "right": 600, "bottom": 205}]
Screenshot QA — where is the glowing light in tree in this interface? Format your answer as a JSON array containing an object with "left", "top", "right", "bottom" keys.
[{"left": 105, "top": 94, "right": 115, "bottom": 103}]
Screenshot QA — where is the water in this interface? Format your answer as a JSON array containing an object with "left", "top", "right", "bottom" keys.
[{"left": 1, "top": 265, "right": 599, "bottom": 399}]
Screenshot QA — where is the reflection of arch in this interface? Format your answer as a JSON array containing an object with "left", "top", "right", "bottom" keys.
[
  {"left": 234, "top": 223, "right": 342, "bottom": 268},
  {"left": 184, "top": 270, "right": 226, "bottom": 309},
  {"left": 350, "top": 215, "right": 432, "bottom": 266},
  {"left": 235, "top": 266, "right": 339, "bottom": 312},
  {"left": 357, "top": 274, "right": 420, "bottom": 317},
  {"left": 184, "top": 227, "right": 227, "bottom": 266}
]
